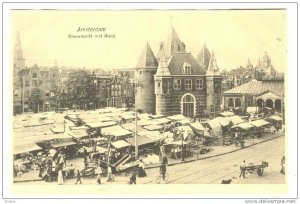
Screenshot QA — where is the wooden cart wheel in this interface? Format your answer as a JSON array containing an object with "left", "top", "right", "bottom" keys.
[
  {"left": 247, "top": 163, "right": 254, "bottom": 173},
  {"left": 257, "top": 167, "right": 264, "bottom": 176}
]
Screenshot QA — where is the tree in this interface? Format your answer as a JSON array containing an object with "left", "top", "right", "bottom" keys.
[
  {"left": 29, "top": 88, "right": 41, "bottom": 113},
  {"left": 65, "top": 69, "right": 97, "bottom": 109},
  {"left": 49, "top": 81, "right": 61, "bottom": 111}
]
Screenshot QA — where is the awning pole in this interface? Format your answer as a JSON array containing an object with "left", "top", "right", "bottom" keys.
[{"left": 135, "top": 103, "right": 138, "bottom": 160}]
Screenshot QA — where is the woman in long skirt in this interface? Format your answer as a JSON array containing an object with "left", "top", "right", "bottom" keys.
[
  {"left": 138, "top": 160, "right": 147, "bottom": 177},
  {"left": 57, "top": 169, "right": 64, "bottom": 185}
]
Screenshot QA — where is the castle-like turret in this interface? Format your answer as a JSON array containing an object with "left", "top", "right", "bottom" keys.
[
  {"left": 135, "top": 42, "right": 158, "bottom": 114},
  {"left": 206, "top": 50, "right": 222, "bottom": 117},
  {"left": 197, "top": 43, "right": 211, "bottom": 70},
  {"left": 154, "top": 48, "right": 172, "bottom": 116}
]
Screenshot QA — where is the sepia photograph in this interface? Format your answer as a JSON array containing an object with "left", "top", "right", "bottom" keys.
[{"left": 1, "top": 1, "right": 298, "bottom": 201}]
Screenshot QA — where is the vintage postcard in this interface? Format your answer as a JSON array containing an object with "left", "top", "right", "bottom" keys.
[{"left": 1, "top": 2, "right": 298, "bottom": 202}]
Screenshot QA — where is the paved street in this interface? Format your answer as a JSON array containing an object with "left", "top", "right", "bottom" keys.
[{"left": 16, "top": 135, "right": 285, "bottom": 185}]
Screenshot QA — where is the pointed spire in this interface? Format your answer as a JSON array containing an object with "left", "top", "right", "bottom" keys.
[
  {"left": 156, "top": 48, "right": 171, "bottom": 76},
  {"left": 197, "top": 43, "right": 211, "bottom": 70},
  {"left": 136, "top": 42, "right": 158, "bottom": 69},
  {"left": 246, "top": 58, "right": 253, "bottom": 68},
  {"left": 206, "top": 50, "right": 220, "bottom": 76},
  {"left": 158, "top": 27, "right": 186, "bottom": 60}
]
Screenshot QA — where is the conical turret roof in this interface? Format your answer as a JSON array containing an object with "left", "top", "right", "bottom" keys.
[
  {"left": 136, "top": 42, "right": 158, "bottom": 69},
  {"left": 197, "top": 43, "right": 211, "bottom": 70},
  {"left": 157, "top": 27, "right": 186, "bottom": 60},
  {"left": 155, "top": 48, "right": 171, "bottom": 76},
  {"left": 206, "top": 50, "right": 220, "bottom": 76}
]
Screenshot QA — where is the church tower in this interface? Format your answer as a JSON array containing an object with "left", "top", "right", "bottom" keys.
[
  {"left": 154, "top": 48, "right": 172, "bottom": 116},
  {"left": 206, "top": 50, "right": 222, "bottom": 117},
  {"left": 13, "top": 31, "right": 25, "bottom": 72},
  {"left": 197, "top": 43, "right": 211, "bottom": 71},
  {"left": 135, "top": 42, "right": 158, "bottom": 114}
]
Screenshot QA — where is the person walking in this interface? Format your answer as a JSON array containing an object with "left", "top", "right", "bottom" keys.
[
  {"left": 160, "top": 163, "right": 167, "bottom": 181},
  {"left": 129, "top": 169, "right": 137, "bottom": 184},
  {"left": 107, "top": 166, "right": 114, "bottom": 182},
  {"left": 239, "top": 160, "right": 246, "bottom": 179},
  {"left": 75, "top": 170, "right": 82, "bottom": 184},
  {"left": 96, "top": 173, "right": 101, "bottom": 185},
  {"left": 280, "top": 156, "right": 285, "bottom": 175},
  {"left": 57, "top": 169, "right": 64, "bottom": 185}
]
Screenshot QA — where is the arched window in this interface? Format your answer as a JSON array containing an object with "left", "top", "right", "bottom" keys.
[
  {"left": 228, "top": 98, "right": 234, "bottom": 107},
  {"left": 275, "top": 99, "right": 281, "bottom": 111},
  {"left": 235, "top": 98, "right": 241, "bottom": 107},
  {"left": 257, "top": 99, "right": 264, "bottom": 108},
  {"left": 181, "top": 94, "right": 196, "bottom": 118},
  {"left": 266, "top": 99, "right": 273, "bottom": 109}
]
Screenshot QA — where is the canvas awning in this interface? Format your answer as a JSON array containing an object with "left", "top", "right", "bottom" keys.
[
  {"left": 137, "top": 119, "right": 153, "bottom": 126},
  {"left": 218, "top": 112, "right": 235, "bottom": 117},
  {"left": 138, "top": 131, "right": 166, "bottom": 141},
  {"left": 85, "top": 121, "right": 117, "bottom": 129},
  {"left": 150, "top": 118, "right": 170, "bottom": 125},
  {"left": 149, "top": 114, "right": 165, "bottom": 119},
  {"left": 270, "top": 115, "right": 282, "bottom": 121},
  {"left": 143, "top": 124, "right": 164, "bottom": 131},
  {"left": 175, "top": 126, "right": 194, "bottom": 140},
  {"left": 227, "top": 115, "right": 245, "bottom": 125},
  {"left": 189, "top": 122, "right": 206, "bottom": 135},
  {"left": 14, "top": 143, "right": 42, "bottom": 154},
  {"left": 126, "top": 135, "right": 155, "bottom": 147},
  {"left": 167, "top": 114, "right": 187, "bottom": 121},
  {"left": 250, "top": 119, "right": 270, "bottom": 127},
  {"left": 111, "top": 140, "right": 131, "bottom": 149},
  {"left": 68, "top": 129, "right": 89, "bottom": 139},
  {"left": 101, "top": 125, "right": 132, "bottom": 138},
  {"left": 232, "top": 122, "right": 254, "bottom": 130},
  {"left": 256, "top": 92, "right": 281, "bottom": 101},
  {"left": 137, "top": 113, "right": 151, "bottom": 120},
  {"left": 50, "top": 140, "right": 77, "bottom": 148}
]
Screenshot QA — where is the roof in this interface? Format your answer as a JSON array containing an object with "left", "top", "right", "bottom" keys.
[
  {"left": 126, "top": 135, "right": 155, "bottom": 147},
  {"left": 136, "top": 43, "right": 158, "bottom": 69},
  {"left": 249, "top": 119, "right": 269, "bottom": 127},
  {"left": 232, "top": 122, "right": 254, "bottom": 130},
  {"left": 85, "top": 121, "right": 117, "bottom": 128},
  {"left": 14, "top": 143, "right": 42, "bottom": 154},
  {"left": 143, "top": 124, "right": 164, "bottom": 131},
  {"left": 197, "top": 43, "right": 211, "bottom": 69},
  {"left": 138, "top": 131, "right": 166, "bottom": 141},
  {"left": 101, "top": 125, "right": 132, "bottom": 137},
  {"left": 111, "top": 140, "right": 131, "bottom": 149},
  {"left": 206, "top": 51, "right": 220, "bottom": 76},
  {"left": 155, "top": 48, "right": 171, "bottom": 76},
  {"left": 269, "top": 115, "right": 282, "bottom": 121},
  {"left": 158, "top": 27, "right": 186, "bottom": 60},
  {"left": 150, "top": 118, "right": 170, "bottom": 125},
  {"left": 256, "top": 91, "right": 281, "bottom": 101},
  {"left": 167, "top": 53, "right": 206, "bottom": 75},
  {"left": 167, "top": 114, "right": 187, "bottom": 121},
  {"left": 227, "top": 115, "right": 245, "bottom": 125},
  {"left": 68, "top": 129, "right": 89, "bottom": 139},
  {"left": 224, "top": 79, "right": 284, "bottom": 95}
]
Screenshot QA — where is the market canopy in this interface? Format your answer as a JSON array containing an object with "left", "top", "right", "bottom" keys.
[
  {"left": 143, "top": 124, "right": 164, "bottom": 131},
  {"left": 232, "top": 122, "right": 254, "bottom": 130},
  {"left": 149, "top": 114, "right": 165, "bottom": 119},
  {"left": 150, "top": 118, "right": 170, "bottom": 125},
  {"left": 138, "top": 131, "right": 166, "bottom": 141},
  {"left": 175, "top": 126, "right": 194, "bottom": 140},
  {"left": 256, "top": 91, "right": 281, "bottom": 101},
  {"left": 227, "top": 115, "right": 245, "bottom": 125},
  {"left": 189, "top": 122, "right": 207, "bottom": 135},
  {"left": 125, "top": 135, "right": 155, "bottom": 147},
  {"left": 212, "top": 117, "right": 230, "bottom": 127},
  {"left": 14, "top": 143, "right": 42, "bottom": 154},
  {"left": 137, "top": 113, "right": 151, "bottom": 120},
  {"left": 250, "top": 119, "right": 270, "bottom": 127},
  {"left": 111, "top": 140, "right": 131, "bottom": 149},
  {"left": 167, "top": 114, "right": 187, "bottom": 121},
  {"left": 101, "top": 125, "right": 132, "bottom": 138},
  {"left": 121, "top": 123, "right": 145, "bottom": 133},
  {"left": 85, "top": 121, "right": 117, "bottom": 129},
  {"left": 137, "top": 119, "right": 153, "bottom": 127},
  {"left": 68, "top": 129, "right": 89, "bottom": 139},
  {"left": 270, "top": 115, "right": 282, "bottom": 121},
  {"left": 50, "top": 140, "right": 77, "bottom": 148},
  {"left": 218, "top": 112, "right": 235, "bottom": 117}
]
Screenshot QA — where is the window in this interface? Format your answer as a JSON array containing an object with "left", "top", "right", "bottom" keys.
[
  {"left": 173, "top": 79, "right": 181, "bottom": 90},
  {"left": 45, "top": 90, "right": 50, "bottom": 97},
  {"left": 32, "top": 73, "right": 37, "bottom": 78},
  {"left": 52, "top": 74, "right": 56, "bottom": 78},
  {"left": 25, "top": 80, "right": 29, "bottom": 87},
  {"left": 25, "top": 90, "right": 30, "bottom": 98},
  {"left": 196, "top": 79, "right": 203, "bottom": 90},
  {"left": 182, "top": 63, "right": 191, "bottom": 74},
  {"left": 32, "top": 80, "right": 38, "bottom": 87},
  {"left": 39, "top": 80, "right": 43, "bottom": 86},
  {"left": 185, "top": 79, "right": 192, "bottom": 90},
  {"left": 139, "top": 71, "right": 143, "bottom": 75}
]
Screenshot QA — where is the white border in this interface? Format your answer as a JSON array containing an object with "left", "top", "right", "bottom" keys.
[{"left": 1, "top": 1, "right": 298, "bottom": 203}]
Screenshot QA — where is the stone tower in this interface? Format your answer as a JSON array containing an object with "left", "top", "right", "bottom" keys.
[
  {"left": 13, "top": 31, "right": 25, "bottom": 71},
  {"left": 206, "top": 50, "right": 222, "bottom": 117},
  {"left": 154, "top": 48, "right": 172, "bottom": 116},
  {"left": 197, "top": 43, "right": 211, "bottom": 71},
  {"left": 135, "top": 42, "right": 158, "bottom": 114}
]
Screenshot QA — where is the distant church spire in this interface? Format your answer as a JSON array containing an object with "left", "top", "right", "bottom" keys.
[
  {"left": 14, "top": 31, "right": 25, "bottom": 70},
  {"left": 246, "top": 58, "right": 253, "bottom": 68}
]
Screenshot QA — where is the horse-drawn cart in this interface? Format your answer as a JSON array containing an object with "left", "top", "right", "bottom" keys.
[{"left": 246, "top": 161, "right": 268, "bottom": 176}]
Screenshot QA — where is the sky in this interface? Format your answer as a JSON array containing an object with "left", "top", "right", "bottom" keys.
[{"left": 11, "top": 10, "right": 286, "bottom": 72}]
